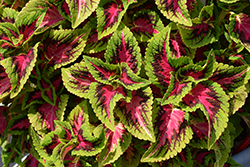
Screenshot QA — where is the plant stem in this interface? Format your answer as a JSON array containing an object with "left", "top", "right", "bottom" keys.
[{"left": 216, "top": 9, "right": 229, "bottom": 27}]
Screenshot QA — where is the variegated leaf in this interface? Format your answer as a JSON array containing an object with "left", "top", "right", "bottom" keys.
[{"left": 105, "top": 24, "right": 142, "bottom": 74}]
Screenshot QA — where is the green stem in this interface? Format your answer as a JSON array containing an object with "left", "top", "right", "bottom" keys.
[{"left": 216, "top": 9, "right": 229, "bottom": 27}]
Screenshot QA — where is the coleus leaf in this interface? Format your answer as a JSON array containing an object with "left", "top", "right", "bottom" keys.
[
  {"left": 161, "top": 72, "right": 192, "bottom": 105},
  {"left": 211, "top": 126, "right": 232, "bottom": 167},
  {"left": 175, "top": 146, "right": 193, "bottom": 167},
  {"left": 89, "top": 82, "right": 125, "bottom": 131},
  {"left": 6, "top": 114, "right": 31, "bottom": 135},
  {"left": 0, "top": 64, "right": 12, "bottom": 99},
  {"left": 181, "top": 81, "right": 229, "bottom": 148},
  {"left": 96, "top": 0, "right": 135, "bottom": 39},
  {"left": 62, "top": 61, "right": 96, "bottom": 99},
  {"left": 145, "top": 24, "right": 172, "bottom": 88},
  {"left": 209, "top": 62, "right": 250, "bottom": 94},
  {"left": 66, "top": 0, "right": 100, "bottom": 28},
  {"left": 15, "top": 10, "right": 46, "bottom": 45},
  {"left": 155, "top": 0, "right": 192, "bottom": 26},
  {"left": 116, "top": 87, "right": 155, "bottom": 142},
  {"left": 28, "top": 95, "right": 69, "bottom": 135},
  {"left": 42, "top": 27, "right": 90, "bottom": 71},
  {"left": 84, "top": 56, "right": 120, "bottom": 85},
  {"left": 16, "top": 0, "right": 65, "bottom": 33},
  {"left": 99, "top": 123, "right": 132, "bottom": 166},
  {"left": 84, "top": 18, "right": 111, "bottom": 54},
  {"left": 105, "top": 24, "right": 142, "bottom": 75},
  {"left": 131, "top": 9, "right": 164, "bottom": 42},
  {"left": 229, "top": 85, "right": 249, "bottom": 115},
  {"left": 119, "top": 140, "right": 144, "bottom": 167},
  {"left": 67, "top": 100, "right": 89, "bottom": 137},
  {"left": 178, "top": 4, "right": 220, "bottom": 48},
  {"left": 71, "top": 124, "right": 106, "bottom": 157},
  {"left": 2, "top": 42, "right": 38, "bottom": 98},
  {"left": 115, "top": 62, "right": 151, "bottom": 91},
  {"left": 141, "top": 103, "right": 193, "bottom": 162},
  {"left": 228, "top": 13, "right": 250, "bottom": 53},
  {"left": 176, "top": 52, "right": 215, "bottom": 83},
  {"left": 0, "top": 7, "right": 18, "bottom": 23},
  {"left": 22, "top": 90, "right": 43, "bottom": 110},
  {"left": 0, "top": 22, "right": 20, "bottom": 46}
]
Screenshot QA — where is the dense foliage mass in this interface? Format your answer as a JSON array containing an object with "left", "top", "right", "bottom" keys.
[{"left": 0, "top": 0, "right": 250, "bottom": 166}]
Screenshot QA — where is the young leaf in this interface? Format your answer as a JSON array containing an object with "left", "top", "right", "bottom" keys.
[
  {"left": 182, "top": 81, "right": 229, "bottom": 148},
  {"left": 105, "top": 24, "right": 142, "bottom": 75},
  {"left": 141, "top": 104, "right": 193, "bottom": 162},
  {"left": 176, "top": 52, "right": 215, "bottom": 83},
  {"left": 162, "top": 72, "right": 192, "bottom": 105},
  {"left": 89, "top": 82, "right": 126, "bottom": 131},
  {"left": 71, "top": 122, "right": 106, "bottom": 157},
  {"left": 66, "top": 0, "right": 101, "bottom": 28},
  {"left": 116, "top": 87, "right": 155, "bottom": 142},
  {"left": 84, "top": 56, "right": 120, "bottom": 85},
  {"left": 42, "top": 28, "right": 90, "bottom": 71},
  {"left": 115, "top": 63, "right": 151, "bottom": 91},
  {"left": 178, "top": 4, "right": 220, "bottom": 48},
  {"left": 62, "top": 61, "right": 96, "bottom": 99},
  {"left": 99, "top": 123, "right": 132, "bottom": 166},
  {"left": 155, "top": 0, "right": 192, "bottom": 26},
  {"left": 2, "top": 43, "right": 39, "bottom": 98},
  {"left": 131, "top": 10, "right": 164, "bottom": 42}
]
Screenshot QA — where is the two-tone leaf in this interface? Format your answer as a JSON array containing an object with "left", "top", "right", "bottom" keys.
[
  {"left": 155, "top": 0, "right": 192, "bottom": 26},
  {"left": 84, "top": 18, "right": 111, "bottom": 54},
  {"left": 145, "top": 24, "right": 172, "bottom": 88},
  {"left": 62, "top": 61, "right": 96, "bottom": 99},
  {"left": 0, "top": 64, "right": 12, "bottom": 99},
  {"left": 16, "top": 0, "right": 65, "bottom": 33},
  {"left": 105, "top": 24, "right": 142, "bottom": 74},
  {"left": 89, "top": 82, "right": 125, "bottom": 131},
  {"left": 141, "top": 104, "right": 193, "bottom": 162},
  {"left": 182, "top": 81, "right": 229, "bottom": 148},
  {"left": 96, "top": 0, "right": 135, "bottom": 39},
  {"left": 209, "top": 63, "right": 249, "bottom": 93},
  {"left": 66, "top": 0, "right": 101, "bottom": 28},
  {"left": 178, "top": 4, "right": 220, "bottom": 48},
  {"left": 116, "top": 87, "right": 155, "bottom": 142},
  {"left": 162, "top": 72, "right": 192, "bottom": 105},
  {"left": 6, "top": 114, "right": 31, "bottom": 135},
  {"left": 28, "top": 94, "right": 69, "bottom": 135},
  {"left": 131, "top": 10, "right": 164, "bottom": 42},
  {"left": 2, "top": 43, "right": 39, "bottom": 98},
  {"left": 42, "top": 28, "right": 90, "bottom": 71},
  {"left": 99, "top": 123, "right": 132, "bottom": 166}
]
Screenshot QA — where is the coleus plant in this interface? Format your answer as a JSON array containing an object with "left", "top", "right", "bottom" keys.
[{"left": 1, "top": 0, "right": 250, "bottom": 166}]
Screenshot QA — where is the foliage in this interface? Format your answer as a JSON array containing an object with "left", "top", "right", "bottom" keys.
[{"left": 0, "top": 0, "right": 250, "bottom": 166}]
